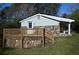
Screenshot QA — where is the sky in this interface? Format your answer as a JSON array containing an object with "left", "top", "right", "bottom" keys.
[
  {"left": 0, "top": 3, "right": 76, "bottom": 16},
  {"left": 0, "top": 3, "right": 12, "bottom": 9},
  {"left": 57, "top": 3, "right": 72, "bottom": 16}
]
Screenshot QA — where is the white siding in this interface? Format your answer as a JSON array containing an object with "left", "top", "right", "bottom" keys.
[{"left": 21, "top": 15, "right": 59, "bottom": 28}]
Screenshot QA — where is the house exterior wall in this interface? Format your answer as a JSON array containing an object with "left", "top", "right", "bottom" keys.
[
  {"left": 21, "top": 15, "right": 59, "bottom": 27},
  {"left": 21, "top": 15, "right": 60, "bottom": 36}
]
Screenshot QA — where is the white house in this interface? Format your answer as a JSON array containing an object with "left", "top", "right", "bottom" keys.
[{"left": 19, "top": 13, "right": 75, "bottom": 35}]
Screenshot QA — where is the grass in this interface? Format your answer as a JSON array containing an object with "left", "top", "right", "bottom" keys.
[{"left": 1, "top": 33, "right": 79, "bottom": 55}]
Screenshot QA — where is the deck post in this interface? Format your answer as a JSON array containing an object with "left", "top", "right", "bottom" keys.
[
  {"left": 21, "top": 28, "right": 23, "bottom": 48},
  {"left": 3, "top": 29, "right": 4, "bottom": 48},
  {"left": 42, "top": 28, "right": 45, "bottom": 47}
]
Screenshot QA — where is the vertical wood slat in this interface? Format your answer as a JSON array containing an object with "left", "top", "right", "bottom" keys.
[
  {"left": 42, "top": 28, "right": 45, "bottom": 47},
  {"left": 3, "top": 29, "right": 5, "bottom": 48},
  {"left": 21, "top": 28, "right": 23, "bottom": 48}
]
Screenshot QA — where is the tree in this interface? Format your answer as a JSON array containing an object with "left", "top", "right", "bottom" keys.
[
  {"left": 33, "top": 3, "right": 60, "bottom": 16},
  {"left": 0, "top": 3, "right": 61, "bottom": 29},
  {"left": 0, "top": 3, "right": 61, "bottom": 28},
  {"left": 70, "top": 10, "right": 79, "bottom": 32},
  {"left": 2, "top": 3, "right": 60, "bottom": 19},
  {"left": 62, "top": 13, "right": 70, "bottom": 18}
]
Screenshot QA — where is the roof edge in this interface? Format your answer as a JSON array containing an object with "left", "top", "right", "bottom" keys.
[{"left": 19, "top": 13, "right": 75, "bottom": 23}]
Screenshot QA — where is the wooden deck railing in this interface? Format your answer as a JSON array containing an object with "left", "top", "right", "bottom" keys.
[
  {"left": 3, "top": 28, "right": 55, "bottom": 48},
  {"left": 22, "top": 28, "right": 44, "bottom": 36}
]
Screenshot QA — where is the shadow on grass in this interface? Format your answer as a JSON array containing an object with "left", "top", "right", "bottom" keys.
[{"left": 0, "top": 48, "right": 13, "bottom": 55}]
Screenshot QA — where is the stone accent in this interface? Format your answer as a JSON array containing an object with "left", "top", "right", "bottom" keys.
[{"left": 34, "top": 25, "right": 60, "bottom": 36}]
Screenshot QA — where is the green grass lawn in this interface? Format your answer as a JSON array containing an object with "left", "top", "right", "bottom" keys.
[{"left": 0, "top": 33, "right": 79, "bottom": 55}]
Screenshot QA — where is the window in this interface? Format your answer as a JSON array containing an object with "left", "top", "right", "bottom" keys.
[{"left": 28, "top": 22, "right": 32, "bottom": 28}]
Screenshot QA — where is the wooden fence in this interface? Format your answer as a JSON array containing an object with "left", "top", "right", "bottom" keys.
[{"left": 3, "top": 28, "right": 54, "bottom": 48}]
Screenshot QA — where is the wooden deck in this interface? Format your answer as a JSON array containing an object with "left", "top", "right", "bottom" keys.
[{"left": 3, "top": 28, "right": 54, "bottom": 48}]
